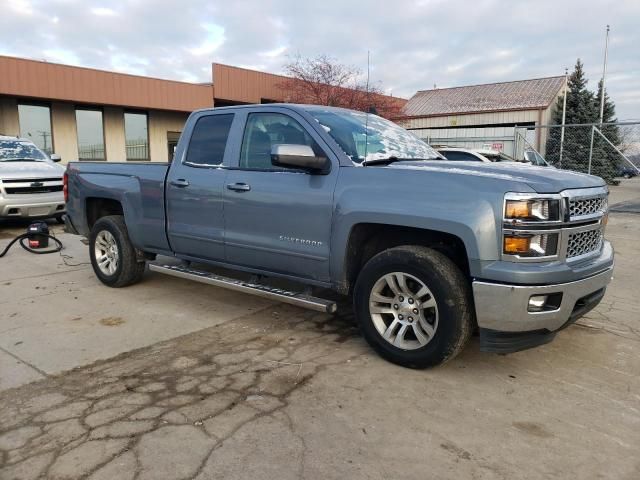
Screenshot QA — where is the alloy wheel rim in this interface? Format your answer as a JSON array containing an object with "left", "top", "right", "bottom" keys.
[
  {"left": 368, "top": 272, "right": 439, "bottom": 350},
  {"left": 94, "top": 230, "right": 119, "bottom": 276}
]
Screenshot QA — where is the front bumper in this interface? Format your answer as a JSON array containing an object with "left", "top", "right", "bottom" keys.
[
  {"left": 473, "top": 265, "right": 613, "bottom": 353},
  {"left": 0, "top": 194, "right": 65, "bottom": 219}
]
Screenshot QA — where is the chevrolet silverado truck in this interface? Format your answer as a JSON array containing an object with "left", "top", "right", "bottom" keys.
[
  {"left": 64, "top": 104, "right": 614, "bottom": 368},
  {"left": 1, "top": 136, "right": 65, "bottom": 221}
]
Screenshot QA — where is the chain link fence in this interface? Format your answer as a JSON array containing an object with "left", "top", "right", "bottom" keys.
[{"left": 514, "top": 122, "right": 640, "bottom": 184}]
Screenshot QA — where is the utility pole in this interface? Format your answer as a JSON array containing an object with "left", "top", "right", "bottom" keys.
[
  {"left": 37, "top": 130, "right": 51, "bottom": 153},
  {"left": 599, "top": 25, "right": 610, "bottom": 125},
  {"left": 559, "top": 67, "right": 569, "bottom": 168}
]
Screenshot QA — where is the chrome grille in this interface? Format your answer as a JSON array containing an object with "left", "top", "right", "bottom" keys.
[
  {"left": 569, "top": 196, "right": 607, "bottom": 219},
  {"left": 1, "top": 178, "right": 63, "bottom": 196},
  {"left": 567, "top": 228, "right": 603, "bottom": 259},
  {"left": 5, "top": 185, "right": 63, "bottom": 195}
]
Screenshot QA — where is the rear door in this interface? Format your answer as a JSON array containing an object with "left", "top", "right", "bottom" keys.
[
  {"left": 223, "top": 108, "right": 339, "bottom": 283},
  {"left": 165, "top": 112, "right": 238, "bottom": 261}
]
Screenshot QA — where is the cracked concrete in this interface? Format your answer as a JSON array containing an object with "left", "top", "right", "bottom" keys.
[
  {"left": 0, "top": 305, "right": 363, "bottom": 480},
  {"left": 1, "top": 179, "right": 639, "bottom": 479}
]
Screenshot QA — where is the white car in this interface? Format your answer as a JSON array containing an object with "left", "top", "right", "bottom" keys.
[
  {"left": 0, "top": 136, "right": 66, "bottom": 222},
  {"left": 436, "top": 147, "right": 515, "bottom": 163}
]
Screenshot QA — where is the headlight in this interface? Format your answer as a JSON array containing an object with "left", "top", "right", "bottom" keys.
[
  {"left": 503, "top": 233, "right": 559, "bottom": 258},
  {"left": 504, "top": 199, "right": 560, "bottom": 222}
]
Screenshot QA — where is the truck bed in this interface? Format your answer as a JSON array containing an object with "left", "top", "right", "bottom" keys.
[{"left": 65, "top": 161, "right": 171, "bottom": 253}]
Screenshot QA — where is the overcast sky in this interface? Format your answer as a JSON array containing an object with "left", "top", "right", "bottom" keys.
[{"left": 2, "top": 0, "right": 639, "bottom": 120}]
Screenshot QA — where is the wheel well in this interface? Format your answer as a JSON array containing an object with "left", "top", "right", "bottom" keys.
[
  {"left": 343, "top": 223, "right": 470, "bottom": 294},
  {"left": 86, "top": 198, "right": 124, "bottom": 229}
]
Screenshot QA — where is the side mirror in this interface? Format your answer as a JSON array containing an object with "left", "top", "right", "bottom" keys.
[
  {"left": 271, "top": 144, "right": 330, "bottom": 174},
  {"left": 50, "top": 153, "right": 62, "bottom": 163}
]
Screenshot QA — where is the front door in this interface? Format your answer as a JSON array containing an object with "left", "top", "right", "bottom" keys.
[
  {"left": 223, "top": 110, "right": 338, "bottom": 283},
  {"left": 166, "top": 112, "right": 235, "bottom": 261}
]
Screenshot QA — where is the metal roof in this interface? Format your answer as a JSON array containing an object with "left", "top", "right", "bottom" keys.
[{"left": 402, "top": 76, "right": 565, "bottom": 117}]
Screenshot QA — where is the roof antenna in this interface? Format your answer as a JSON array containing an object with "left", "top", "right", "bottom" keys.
[{"left": 363, "top": 50, "right": 370, "bottom": 166}]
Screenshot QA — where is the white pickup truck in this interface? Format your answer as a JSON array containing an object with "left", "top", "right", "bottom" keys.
[{"left": 0, "top": 136, "right": 66, "bottom": 222}]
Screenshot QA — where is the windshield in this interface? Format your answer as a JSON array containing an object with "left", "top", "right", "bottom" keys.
[
  {"left": 0, "top": 139, "right": 49, "bottom": 162},
  {"left": 306, "top": 108, "right": 441, "bottom": 164}
]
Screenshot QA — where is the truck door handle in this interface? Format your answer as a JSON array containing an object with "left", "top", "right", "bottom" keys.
[
  {"left": 170, "top": 179, "right": 190, "bottom": 188},
  {"left": 226, "top": 183, "right": 251, "bottom": 192}
]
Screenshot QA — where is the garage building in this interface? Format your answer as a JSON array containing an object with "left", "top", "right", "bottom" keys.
[{"left": 396, "top": 76, "right": 566, "bottom": 157}]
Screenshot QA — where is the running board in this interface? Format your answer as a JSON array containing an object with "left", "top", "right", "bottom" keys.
[{"left": 148, "top": 264, "right": 337, "bottom": 314}]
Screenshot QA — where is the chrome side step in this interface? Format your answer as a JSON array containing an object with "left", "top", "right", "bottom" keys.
[{"left": 148, "top": 264, "right": 337, "bottom": 314}]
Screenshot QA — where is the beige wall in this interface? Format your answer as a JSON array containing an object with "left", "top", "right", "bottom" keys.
[
  {"left": 104, "top": 107, "right": 126, "bottom": 161},
  {"left": 51, "top": 102, "right": 78, "bottom": 163},
  {"left": 148, "top": 110, "right": 189, "bottom": 162},
  {"left": 398, "top": 109, "right": 541, "bottom": 130},
  {"left": 0, "top": 97, "right": 19, "bottom": 136}
]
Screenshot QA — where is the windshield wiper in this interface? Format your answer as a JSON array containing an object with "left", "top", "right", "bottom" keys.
[{"left": 362, "top": 156, "right": 433, "bottom": 166}]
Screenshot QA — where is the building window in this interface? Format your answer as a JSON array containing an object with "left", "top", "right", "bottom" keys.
[
  {"left": 167, "top": 131, "right": 181, "bottom": 162},
  {"left": 124, "top": 112, "right": 149, "bottom": 161},
  {"left": 75, "top": 109, "right": 105, "bottom": 161},
  {"left": 18, "top": 104, "right": 53, "bottom": 155}
]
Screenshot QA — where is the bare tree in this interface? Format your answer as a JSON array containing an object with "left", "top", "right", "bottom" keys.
[{"left": 277, "top": 54, "right": 404, "bottom": 118}]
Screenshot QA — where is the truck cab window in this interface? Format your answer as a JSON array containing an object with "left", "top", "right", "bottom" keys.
[
  {"left": 185, "top": 114, "right": 234, "bottom": 167},
  {"left": 240, "top": 113, "right": 322, "bottom": 170}
]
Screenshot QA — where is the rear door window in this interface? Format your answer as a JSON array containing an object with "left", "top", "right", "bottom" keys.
[{"left": 185, "top": 114, "right": 234, "bottom": 167}]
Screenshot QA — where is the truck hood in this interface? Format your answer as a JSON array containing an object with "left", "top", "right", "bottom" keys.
[
  {"left": 0, "top": 160, "right": 65, "bottom": 180},
  {"left": 389, "top": 160, "right": 605, "bottom": 193}
]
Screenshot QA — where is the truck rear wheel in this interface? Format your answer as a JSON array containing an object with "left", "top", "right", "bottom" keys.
[
  {"left": 89, "top": 215, "right": 145, "bottom": 288},
  {"left": 353, "top": 245, "right": 473, "bottom": 368}
]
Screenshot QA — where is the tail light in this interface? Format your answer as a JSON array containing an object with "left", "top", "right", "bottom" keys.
[{"left": 63, "top": 172, "right": 68, "bottom": 202}]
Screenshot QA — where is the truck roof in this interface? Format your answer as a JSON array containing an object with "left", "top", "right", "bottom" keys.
[{"left": 192, "top": 103, "right": 362, "bottom": 115}]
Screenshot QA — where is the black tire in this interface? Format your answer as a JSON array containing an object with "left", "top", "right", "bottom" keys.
[
  {"left": 55, "top": 215, "right": 65, "bottom": 224},
  {"left": 89, "top": 215, "right": 145, "bottom": 288},
  {"left": 353, "top": 245, "right": 473, "bottom": 368}
]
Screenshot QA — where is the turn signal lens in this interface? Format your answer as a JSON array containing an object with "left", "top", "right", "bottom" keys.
[
  {"left": 504, "top": 236, "right": 531, "bottom": 254},
  {"left": 503, "top": 233, "right": 559, "bottom": 258}
]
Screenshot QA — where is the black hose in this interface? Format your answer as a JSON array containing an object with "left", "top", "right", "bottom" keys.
[{"left": 0, "top": 233, "right": 63, "bottom": 258}]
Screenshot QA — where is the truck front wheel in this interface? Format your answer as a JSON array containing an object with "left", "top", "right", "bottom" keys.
[
  {"left": 89, "top": 215, "right": 145, "bottom": 288},
  {"left": 353, "top": 245, "right": 473, "bottom": 368}
]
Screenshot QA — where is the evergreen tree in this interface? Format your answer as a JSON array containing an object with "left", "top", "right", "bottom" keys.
[
  {"left": 546, "top": 60, "right": 596, "bottom": 173},
  {"left": 545, "top": 59, "right": 620, "bottom": 182}
]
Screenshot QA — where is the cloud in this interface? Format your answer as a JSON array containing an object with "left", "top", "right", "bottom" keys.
[
  {"left": 90, "top": 7, "right": 117, "bottom": 16},
  {"left": 0, "top": 0, "right": 638, "bottom": 119},
  {"left": 187, "top": 24, "right": 225, "bottom": 56}
]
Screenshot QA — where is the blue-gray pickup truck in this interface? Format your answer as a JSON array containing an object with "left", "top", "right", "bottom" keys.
[{"left": 64, "top": 104, "right": 614, "bottom": 368}]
